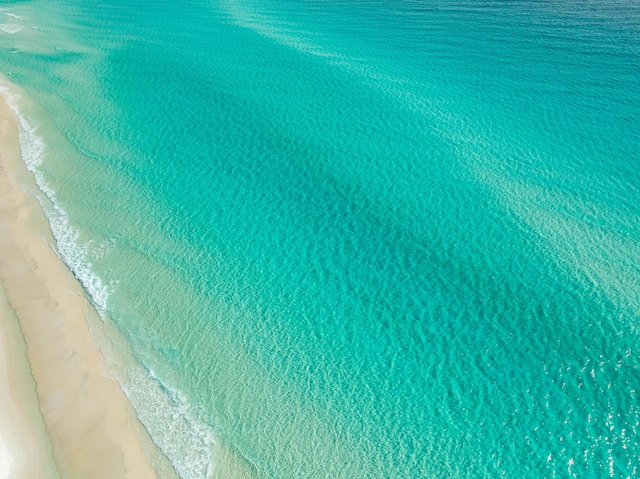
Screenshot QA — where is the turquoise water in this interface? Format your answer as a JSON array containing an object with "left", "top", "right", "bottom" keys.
[{"left": 1, "top": 0, "right": 639, "bottom": 477}]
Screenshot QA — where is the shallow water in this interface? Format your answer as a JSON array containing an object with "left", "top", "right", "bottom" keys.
[{"left": 0, "top": 0, "right": 639, "bottom": 477}]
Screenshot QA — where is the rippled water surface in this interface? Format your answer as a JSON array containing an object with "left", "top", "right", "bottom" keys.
[{"left": 1, "top": 0, "right": 639, "bottom": 477}]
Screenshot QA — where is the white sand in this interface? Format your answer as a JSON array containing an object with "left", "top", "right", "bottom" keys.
[{"left": 0, "top": 93, "right": 177, "bottom": 479}]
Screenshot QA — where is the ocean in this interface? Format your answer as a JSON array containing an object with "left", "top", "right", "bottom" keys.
[{"left": 1, "top": 0, "right": 639, "bottom": 477}]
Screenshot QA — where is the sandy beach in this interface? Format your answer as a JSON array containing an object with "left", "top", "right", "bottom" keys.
[{"left": 0, "top": 95, "right": 175, "bottom": 478}]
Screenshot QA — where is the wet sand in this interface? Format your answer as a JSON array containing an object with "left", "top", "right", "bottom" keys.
[{"left": 0, "top": 94, "right": 176, "bottom": 479}]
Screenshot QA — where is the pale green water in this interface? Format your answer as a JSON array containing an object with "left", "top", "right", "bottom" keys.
[{"left": 0, "top": 0, "right": 639, "bottom": 477}]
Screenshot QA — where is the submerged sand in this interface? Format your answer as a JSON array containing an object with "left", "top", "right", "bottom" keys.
[{"left": 0, "top": 95, "right": 176, "bottom": 478}]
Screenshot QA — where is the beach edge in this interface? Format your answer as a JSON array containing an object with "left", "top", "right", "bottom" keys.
[{"left": 0, "top": 91, "right": 178, "bottom": 479}]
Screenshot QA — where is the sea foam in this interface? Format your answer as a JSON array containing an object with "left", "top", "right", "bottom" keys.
[
  {"left": 0, "top": 24, "right": 24, "bottom": 35},
  {"left": 0, "top": 80, "right": 219, "bottom": 479},
  {"left": 0, "top": 82, "right": 111, "bottom": 312}
]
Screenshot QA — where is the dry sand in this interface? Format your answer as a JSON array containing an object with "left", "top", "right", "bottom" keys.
[
  {"left": 0, "top": 94, "right": 176, "bottom": 478},
  {"left": 0, "top": 276, "right": 58, "bottom": 478}
]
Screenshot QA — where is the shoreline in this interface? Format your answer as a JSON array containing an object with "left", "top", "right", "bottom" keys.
[{"left": 0, "top": 93, "right": 176, "bottom": 478}]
